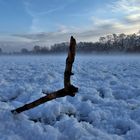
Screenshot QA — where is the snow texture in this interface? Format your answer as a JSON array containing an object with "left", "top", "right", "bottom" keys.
[{"left": 0, "top": 55, "right": 140, "bottom": 140}]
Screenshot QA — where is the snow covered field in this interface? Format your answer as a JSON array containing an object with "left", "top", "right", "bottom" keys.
[{"left": 0, "top": 55, "right": 140, "bottom": 140}]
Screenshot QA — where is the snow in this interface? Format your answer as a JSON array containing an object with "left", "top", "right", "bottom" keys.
[{"left": 0, "top": 55, "right": 140, "bottom": 140}]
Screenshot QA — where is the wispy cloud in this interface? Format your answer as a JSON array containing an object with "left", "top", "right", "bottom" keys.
[
  {"left": 24, "top": 1, "right": 66, "bottom": 16},
  {"left": 125, "top": 13, "right": 140, "bottom": 24},
  {"left": 109, "top": 0, "right": 140, "bottom": 14},
  {"left": 89, "top": 0, "right": 140, "bottom": 35},
  {"left": 23, "top": 1, "right": 66, "bottom": 33},
  {"left": 33, "top": 6, "right": 66, "bottom": 16}
]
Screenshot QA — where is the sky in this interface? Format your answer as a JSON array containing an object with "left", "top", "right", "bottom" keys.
[{"left": 0, "top": 0, "right": 140, "bottom": 52}]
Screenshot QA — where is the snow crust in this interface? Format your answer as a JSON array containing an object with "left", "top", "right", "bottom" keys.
[{"left": 0, "top": 55, "right": 140, "bottom": 140}]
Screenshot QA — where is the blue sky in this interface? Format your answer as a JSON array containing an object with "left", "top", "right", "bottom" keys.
[
  {"left": 0, "top": 0, "right": 111, "bottom": 33},
  {"left": 0, "top": 0, "right": 140, "bottom": 52}
]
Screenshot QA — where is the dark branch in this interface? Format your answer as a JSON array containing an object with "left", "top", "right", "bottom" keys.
[
  {"left": 11, "top": 36, "right": 78, "bottom": 114},
  {"left": 64, "top": 36, "right": 76, "bottom": 89}
]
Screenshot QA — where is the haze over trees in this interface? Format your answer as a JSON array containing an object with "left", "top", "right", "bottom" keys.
[{"left": 10, "top": 31, "right": 139, "bottom": 54}]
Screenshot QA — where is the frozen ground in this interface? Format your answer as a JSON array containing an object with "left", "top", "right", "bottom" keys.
[{"left": 0, "top": 55, "right": 140, "bottom": 140}]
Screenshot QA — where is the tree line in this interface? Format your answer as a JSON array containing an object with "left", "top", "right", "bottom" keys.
[
  {"left": 23, "top": 32, "right": 140, "bottom": 54},
  {"left": 1, "top": 31, "right": 140, "bottom": 55}
]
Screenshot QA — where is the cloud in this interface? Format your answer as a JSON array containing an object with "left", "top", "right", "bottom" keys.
[
  {"left": 109, "top": 0, "right": 140, "bottom": 14},
  {"left": 89, "top": 0, "right": 140, "bottom": 35},
  {"left": 91, "top": 18, "right": 120, "bottom": 28},
  {"left": 125, "top": 13, "right": 140, "bottom": 24},
  {"left": 12, "top": 23, "right": 126, "bottom": 46},
  {"left": 0, "top": 35, "right": 33, "bottom": 52}
]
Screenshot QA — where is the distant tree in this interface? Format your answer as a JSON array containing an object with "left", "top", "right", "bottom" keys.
[
  {"left": 40, "top": 47, "right": 49, "bottom": 54},
  {"left": 0, "top": 48, "right": 2, "bottom": 53},
  {"left": 33, "top": 45, "right": 41, "bottom": 53},
  {"left": 21, "top": 48, "right": 29, "bottom": 54},
  {"left": 99, "top": 37, "right": 106, "bottom": 44},
  {"left": 50, "top": 42, "right": 68, "bottom": 53},
  {"left": 118, "top": 33, "right": 126, "bottom": 50}
]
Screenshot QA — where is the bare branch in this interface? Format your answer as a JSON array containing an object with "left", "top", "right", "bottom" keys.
[
  {"left": 64, "top": 36, "right": 76, "bottom": 89},
  {"left": 11, "top": 36, "right": 78, "bottom": 114}
]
